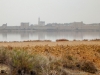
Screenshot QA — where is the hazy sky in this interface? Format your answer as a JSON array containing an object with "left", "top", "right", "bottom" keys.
[{"left": 0, "top": 0, "right": 100, "bottom": 26}]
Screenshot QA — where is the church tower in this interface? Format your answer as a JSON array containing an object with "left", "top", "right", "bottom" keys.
[
  {"left": 38, "top": 17, "right": 45, "bottom": 26},
  {"left": 38, "top": 17, "right": 40, "bottom": 25}
]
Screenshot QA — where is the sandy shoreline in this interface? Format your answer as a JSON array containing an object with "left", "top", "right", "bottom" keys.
[{"left": 0, "top": 41, "right": 100, "bottom": 47}]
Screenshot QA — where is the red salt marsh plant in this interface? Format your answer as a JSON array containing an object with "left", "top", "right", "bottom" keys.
[{"left": 56, "top": 39, "right": 69, "bottom": 42}]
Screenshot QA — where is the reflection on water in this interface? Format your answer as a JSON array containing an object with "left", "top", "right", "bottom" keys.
[{"left": 0, "top": 30, "right": 100, "bottom": 41}]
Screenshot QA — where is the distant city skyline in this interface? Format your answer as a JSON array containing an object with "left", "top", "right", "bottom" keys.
[{"left": 0, "top": 0, "right": 100, "bottom": 26}]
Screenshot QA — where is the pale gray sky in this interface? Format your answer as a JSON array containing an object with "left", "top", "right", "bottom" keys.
[{"left": 0, "top": 0, "right": 100, "bottom": 26}]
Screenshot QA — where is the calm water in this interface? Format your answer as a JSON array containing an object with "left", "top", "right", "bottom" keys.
[{"left": 0, "top": 30, "right": 100, "bottom": 41}]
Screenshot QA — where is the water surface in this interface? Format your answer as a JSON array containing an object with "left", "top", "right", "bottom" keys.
[{"left": 0, "top": 30, "right": 100, "bottom": 41}]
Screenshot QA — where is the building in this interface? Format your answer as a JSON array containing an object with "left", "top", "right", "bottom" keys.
[
  {"left": 38, "top": 18, "right": 45, "bottom": 26},
  {"left": 2, "top": 23, "right": 7, "bottom": 29},
  {"left": 20, "top": 22, "right": 29, "bottom": 29},
  {"left": 72, "top": 21, "right": 83, "bottom": 29},
  {"left": 0, "top": 18, "right": 100, "bottom": 31}
]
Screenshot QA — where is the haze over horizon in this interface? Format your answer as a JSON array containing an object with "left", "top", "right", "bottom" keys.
[{"left": 0, "top": 0, "right": 100, "bottom": 26}]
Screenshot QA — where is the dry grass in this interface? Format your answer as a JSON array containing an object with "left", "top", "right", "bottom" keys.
[
  {"left": 0, "top": 41, "right": 100, "bottom": 75},
  {"left": 0, "top": 41, "right": 100, "bottom": 47}
]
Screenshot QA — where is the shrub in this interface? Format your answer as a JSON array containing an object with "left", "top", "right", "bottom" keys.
[
  {"left": 83, "top": 39, "right": 88, "bottom": 41},
  {"left": 67, "top": 55, "right": 73, "bottom": 60},
  {"left": 97, "top": 49, "right": 100, "bottom": 53},
  {"left": 56, "top": 39, "right": 69, "bottom": 42},
  {"left": 80, "top": 61, "right": 97, "bottom": 74},
  {"left": 0, "top": 47, "right": 10, "bottom": 64},
  {"left": 10, "top": 49, "right": 35, "bottom": 74}
]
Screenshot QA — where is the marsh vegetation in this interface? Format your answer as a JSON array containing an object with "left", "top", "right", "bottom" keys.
[{"left": 0, "top": 43, "right": 100, "bottom": 75}]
